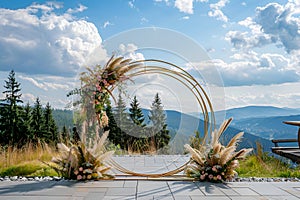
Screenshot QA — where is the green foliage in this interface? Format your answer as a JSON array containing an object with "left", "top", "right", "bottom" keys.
[
  {"left": 129, "top": 96, "right": 145, "bottom": 127},
  {"left": 43, "top": 102, "right": 59, "bottom": 144},
  {"left": 52, "top": 109, "right": 73, "bottom": 130},
  {"left": 0, "top": 163, "right": 43, "bottom": 176},
  {"left": 106, "top": 93, "right": 171, "bottom": 153},
  {"left": 0, "top": 162, "right": 58, "bottom": 177},
  {"left": 30, "top": 98, "right": 44, "bottom": 143},
  {"left": 107, "top": 92, "right": 128, "bottom": 150},
  {"left": 29, "top": 167, "right": 58, "bottom": 177},
  {"left": 0, "top": 70, "right": 23, "bottom": 147},
  {"left": 189, "top": 130, "right": 203, "bottom": 149},
  {"left": 149, "top": 93, "right": 171, "bottom": 150},
  {"left": 237, "top": 154, "right": 300, "bottom": 178},
  {"left": 0, "top": 71, "right": 61, "bottom": 148},
  {"left": 60, "top": 125, "right": 70, "bottom": 144}
]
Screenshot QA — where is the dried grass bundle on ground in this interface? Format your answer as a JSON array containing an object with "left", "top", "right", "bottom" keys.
[
  {"left": 47, "top": 131, "right": 114, "bottom": 180},
  {"left": 185, "top": 118, "right": 253, "bottom": 182}
]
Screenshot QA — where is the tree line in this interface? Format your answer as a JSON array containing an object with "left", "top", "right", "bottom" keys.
[
  {"left": 0, "top": 70, "right": 171, "bottom": 152},
  {"left": 0, "top": 70, "right": 59, "bottom": 147},
  {"left": 104, "top": 92, "right": 171, "bottom": 153}
]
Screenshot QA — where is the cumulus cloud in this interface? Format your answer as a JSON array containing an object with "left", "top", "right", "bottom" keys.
[
  {"left": 208, "top": 0, "right": 229, "bottom": 22},
  {"left": 174, "top": 0, "right": 207, "bottom": 14},
  {"left": 255, "top": 2, "right": 300, "bottom": 53},
  {"left": 188, "top": 50, "right": 300, "bottom": 87},
  {"left": 226, "top": 1, "right": 300, "bottom": 53},
  {"left": 175, "top": 0, "right": 194, "bottom": 14},
  {"left": 119, "top": 43, "right": 145, "bottom": 61},
  {"left": 0, "top": 2, "right": 103, "bottom": 77}
]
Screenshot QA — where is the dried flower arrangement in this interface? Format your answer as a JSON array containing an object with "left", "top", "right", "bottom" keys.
[
  {"left": 184, "top": 118, "right": 253, "bottom": 182},
  {"left": 47, "top": 131, "right": 114, "bottom": 180},
  {"left": 48, "top": 56, "right": 139, "bottom": 180}
]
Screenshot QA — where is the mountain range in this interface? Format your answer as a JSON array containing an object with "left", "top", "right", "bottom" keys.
[{"left": 52, "top": 105, "right": 300, "bottom": 154}]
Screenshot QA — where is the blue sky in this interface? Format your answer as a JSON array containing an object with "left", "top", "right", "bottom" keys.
[{"left": 0, "top": 0, "right": 299, "bottom": 113}]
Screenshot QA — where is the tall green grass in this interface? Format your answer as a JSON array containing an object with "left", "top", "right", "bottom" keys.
[
  {"left": 0, "top": 142, "right": 58, "bottom": 177},
  {"left": 237, "top": 142, "right": 299, "bottom": 178}
]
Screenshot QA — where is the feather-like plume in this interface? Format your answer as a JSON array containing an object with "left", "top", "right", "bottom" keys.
[
  {"left": 107, "top": 56, "right": 124, "bottom": 71},
  {"left": 226, "top": 132, "right": 244, "bottom": 148},
  {"left": 184, "top": 144, "right": 204, "bottom": 165},
  {"left": 219, "top": 146, "right": 236, "bottom": 165},
  {"left": 105, "top": 55, "right": 115, "bottom": 68},
  {"left": 235, "top": 148, "right": 253, "bottom": 159},
  {"left": 217, "top": 117, "right": 233, "bottom": 139},
  {"left": 57, "top": 143, "right": 70, "bottom": 152}
]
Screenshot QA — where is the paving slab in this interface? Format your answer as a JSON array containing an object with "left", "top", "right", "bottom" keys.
[{"left": 0, "top": 155, "right": 299, "bottom": 199}]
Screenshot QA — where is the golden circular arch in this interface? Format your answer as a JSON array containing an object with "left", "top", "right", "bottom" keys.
[{"left": 105, "top": 58, "right": 216, "bottom": 177}]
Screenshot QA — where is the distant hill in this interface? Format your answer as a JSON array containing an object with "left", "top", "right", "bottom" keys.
[
  {"left": 232, "top": 115, "right": 300, "bottom": 141},
  {"left": 52, "top": 108, "right": 273, "bottom": 153},
  {"left": 161, "top": 109, "right": 273, "bottom": 153},
  {"left": 221, "top": 106, "right": 300, "bottom": 120},
  {"left": 190, "top": 106, "right": 300, "bottom": 121},
  {"left": 52, "top": 109, "right": 73, "bottom": 130}
]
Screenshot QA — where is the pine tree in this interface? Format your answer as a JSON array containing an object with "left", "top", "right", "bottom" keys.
[
  {"left": 30, "top": 98, "right": 44, "bottom": 144},
  {"left": 44, "top": 102, "right": 58, "bottom": 144},
  {"left": 128, "top": 96, "right": 148, "bottom": 152},
  {"left": 148, "top": 93, "right": 170, "bottom": 150},
  {"left": 60, "top": 125, "right": 70, "bottom": 144},
  {"left": 112, "top": 92, "right": 130, "bottom": 150},
  {"left": 19, "top": 102, "right": 33, "bottom": 145},
  {"left": 0, "top": 70, "right": 23, "bottom": 146},
  {"left": 129, "top": 96, "right": 145, "bottom": 127},
  {"left": 105, "top": 99, "right": 120, "bottom": 146}
]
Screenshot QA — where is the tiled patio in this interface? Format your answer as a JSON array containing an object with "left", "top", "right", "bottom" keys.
[{"left": 0, "top": 155, "right": 299, "bottom": 200}]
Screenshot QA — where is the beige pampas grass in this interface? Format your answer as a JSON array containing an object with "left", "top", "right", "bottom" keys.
[
  {"left": 46, "top": 130, "right": 114, "bottom": 180},
  {"left": 185, "top": 118, "right": 253, "bottom": 182}
]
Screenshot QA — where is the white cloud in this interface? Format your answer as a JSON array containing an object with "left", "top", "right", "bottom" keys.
[
  {"left": 255, "top": 2, "right": 300, "bottom": 53},
  {"left": 174, "top": 0, "right": 208, "bottom": 14},
  {"left": 19, "top": 75, "right": 48, "bottom": 90},
  {"left": 141, "top": 17, "right": 149, "bottom": 24},
  {"left": 181, "top": 16, "right": 190, "bottom": 20},
  {"left": 119, "top": 43, "right": 145, "bottom": 61},
  {"left": 226, "top": 1, "right": 300, "bottom": 53},
  {"left": 206, "top": 48, "right": 215, "bottom": 53},
  {"left": 154, "top": 0, "right": 171, "bottom": 6},
  {"left": 208, "top": 0, "right": 229, "bottom": 22},
  {"left": 22, "top": 93, "right": 36, "bottom": 104},
  {"left": 188, "top": 50, "right": 300, "bottom": 87},
  {"left": 18, "top": 75, "right": 72, "bottom": 91},
  {"left": 103, "top": 21, "right": 112, "bottom": 28},
  {"left": 129, "top": 0, "right": 135, "bottom": 9},
  {"left": 224, "top": 82, "right": 300, "bottom": 109},
  {"left": 67, "top": 4, "right": 87, "bottom": 13},
  {"left": 0, "top": 2, "right": 103, "bottom": 77},
  {"left": 175, "top": 0, "right": 194, "bottom": 14}
]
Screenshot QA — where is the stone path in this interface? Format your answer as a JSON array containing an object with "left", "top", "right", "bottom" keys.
[{"left": 0, "top": 155, "right": 300, "bottom": 199}]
